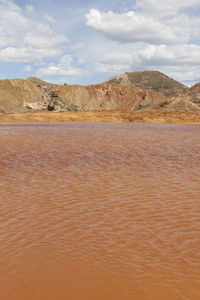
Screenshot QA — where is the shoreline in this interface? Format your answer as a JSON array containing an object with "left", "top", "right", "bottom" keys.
[{"left": 0, "top": 110, "right": 200, "bottom": 124}]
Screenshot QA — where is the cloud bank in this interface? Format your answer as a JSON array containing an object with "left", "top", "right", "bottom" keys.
[
  {"left": 0, "top": 0, "right": 67, "bottom": 62},
  {"left": 0, "top": 0, "right": 200, "bottom": 85},
  {"left": 85, "top": 0, "right": 200, "bottom": 85}
]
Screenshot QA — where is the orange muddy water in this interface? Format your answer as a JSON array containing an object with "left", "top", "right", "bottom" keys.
[{"left": 0, "top": 124, "right": 200, "bottom": 300}]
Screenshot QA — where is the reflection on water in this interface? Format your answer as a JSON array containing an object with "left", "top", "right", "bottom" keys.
[{"left": 0, "top": 124, "right": 200, "bottom": 300}]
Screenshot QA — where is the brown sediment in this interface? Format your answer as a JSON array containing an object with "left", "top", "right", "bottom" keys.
[{"left": 0, "top": 110, "right": 200, "bottom": 124}]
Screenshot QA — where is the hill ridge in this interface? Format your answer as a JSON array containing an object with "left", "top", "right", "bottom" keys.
[
  {"left": 105, "top": 70, "right": 186, "bottom": 97},
  {"left": 1, "top": 73, "right": 200, "bottom": 117}
]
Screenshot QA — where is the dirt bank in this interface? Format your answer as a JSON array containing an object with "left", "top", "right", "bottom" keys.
[{"left": 0, "top": 111, "right": 200, "bottom": 124}]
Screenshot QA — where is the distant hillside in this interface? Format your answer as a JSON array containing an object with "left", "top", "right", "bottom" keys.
[
  {"left": 0, "top": 78, "right": 46, "bottom": 113},
  {"left": 0, "top": 78, "right": 166, "bottom": 113},
  {"left": 58, "top": 84, "right": 166, "bottom": 111},
  {"left": 153, "top": 82, "right": 200, "bottom": 115},
  {"left": 0, "top": 78, "right": 79, "bottom": 113},
  {"left": 105, "top": 71, "right": 186, "bottom": 97},
  {"left": 27, "top": 77, "right": 55, "bottom": 88},
  {"left": 1, "top": 75, "right": 200, "bottom": 117},
  {"left": 182, "top": 82, "right": 200, "bottom": 107}
]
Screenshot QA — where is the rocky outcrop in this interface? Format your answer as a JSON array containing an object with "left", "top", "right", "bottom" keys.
[
  {"left": 156, "top": 96, "right": 200, "bottom": 115},
  {"left": 46, "top": 90, "right": 79, "bottom": 111},
  {"left": 0, "top": 78, "right": 167, "bottom": 113},
  {"left": 182, "top": 82, "right": 200, "bottom": 107},
  {"left": 1, "top": 74, "right": 200, "bottom": 116},
  {"left": 105, "top": 71, "right": 186, "bottom": 97},
  {"left": 0, "top": 78, "right": 80, "bottom": 113},
  {"left": 154, "top": 82, "right": 200, "bottom": 115},
  {"left": 57, "top": 84, "right": 166, "bottom": 111},
  {"left": 0, "top": 79, "right": 46, "bottom": 113}
]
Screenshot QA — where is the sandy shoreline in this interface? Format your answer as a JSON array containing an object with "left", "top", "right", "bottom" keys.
[{"left": 0, "top": 110, "right": 200, "bottom": 124}]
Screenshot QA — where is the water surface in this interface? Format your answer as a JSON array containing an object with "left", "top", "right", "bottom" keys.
[{"left": 0, "top": 124, "right": 200, "bottom": 300}]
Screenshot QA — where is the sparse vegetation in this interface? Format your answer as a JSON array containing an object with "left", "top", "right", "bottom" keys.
[
  {"left": 27, "top": 77, "right": 54, "bottom": 88},
  {"left": 126, "top": 71, "right": 185, "bottom": 97},
  {"left": 106, "top": 71, "right": 186, "bottom": 97},
  {"left": 1, "top": 73, "right": 200, "bottom": 116},
  {"left": 136, "top": 104, "right": 152, "bottom": 110},
  {"left": 159, "top": 101, "right": 169, "bottom": 108}
]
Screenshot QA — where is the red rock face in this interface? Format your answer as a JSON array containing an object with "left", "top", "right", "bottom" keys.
[
  {"left": 58, "top": 84, "right": 166, "bottom": 111},
  {"left": 4, "top": 78, "right": 200, "bottom": 115}
]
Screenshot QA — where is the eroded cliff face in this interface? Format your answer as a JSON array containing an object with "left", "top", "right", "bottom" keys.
[
  {"left": 57, "top": 84, "right": 166, "bottom": 111},
  {"left": 1, "top": 77, "right": 200, "bottom": 116},
  {"left": 0, "top": 79, "right": 46, "bottom": 113},
  {"left": 182, "top": 83, "right": 200, "bottom": 107},
  {"left": 155, "top": 82, "right": 200, "bottom": 115},
  {"left": 0, "top": 79, "right": 79, "bottom": 113},
  {"left": 0, "top": 79, "right": 167, "bottom": 113},
  {"left": 156, "top": 96, "right": 200, "bottom": 115}
]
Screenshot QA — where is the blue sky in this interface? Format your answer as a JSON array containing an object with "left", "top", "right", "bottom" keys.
[{"left": 0, "top": 0, "right": 200, "bottom": 86}]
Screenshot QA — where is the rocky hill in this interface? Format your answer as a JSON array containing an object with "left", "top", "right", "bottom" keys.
[
  {"left": 57, "top": 84, "right": 166, "bottom": 111},
  {"left": 0, "top": 78, "right": 79, "bottom": 113},
  {"left": 1, "top": 74, "right": 200, "bottom": 117},
  {"left": 182, "top": 82, "right": 200, "bottom": 106},
  {"left": 0, "top": 78, "right": 166, "bottom": 113},
  {"left": 105, "top": 71, "right": 186, "bottom": 97},
  {"left": 154, "top": 81, "right": 200, "bottom": 115},
  {"left": 0, "top": 79, "right": 46, "bottom": 113},
  {"left": 27, "top": 77, "right": 54, "bottom": 88}
]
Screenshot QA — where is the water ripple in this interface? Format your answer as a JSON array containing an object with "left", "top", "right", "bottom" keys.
[{"left": 0, "top": 124, "right": 200, "bottom": 300}]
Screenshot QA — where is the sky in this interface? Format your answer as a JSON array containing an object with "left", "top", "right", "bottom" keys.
[{"left": 0, "top": 0, "right": 200, "bottom": 86}]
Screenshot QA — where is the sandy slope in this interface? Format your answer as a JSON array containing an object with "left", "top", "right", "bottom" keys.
[{"left": 0, "top": 111, "right": 200, "bottom": 124}]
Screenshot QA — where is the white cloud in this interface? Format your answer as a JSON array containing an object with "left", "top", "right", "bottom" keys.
[
  {"left": 0, "top": 1, "right": 30, "bottom": 47},
  {"left": 0, "top": 0, "right": 67, "bottom": 62},
  {"left": 70, "top": 43, "right": 85, "bottom": 51},
  {"left": 135, "top": 0, "right": 200, "bottom": 17},
  {"left": 78, "top": 58, "right": 86, "bottom": 64},
  {"left": 36, "top": 55, "right": 83, "bottom": 77},
  {"left": 24, "top": 32, "right": 67, "bottom": 49},
  {"left": 23, "top": 65, "right": 32, "bottom": 72},
  {"left": 86, "top": 9, "right": 182, "bottom": 45},
  {"left": 44, "top": 14, "right": 55, "bottom": 24},
  {"left": 0, "top": 0, "right": 200, "bottom": 86},
  {"left": 0, "top": 46, "right": 61, "bottom": 63},
  {"left": 84, "top": 1, "right": 200, "bottom": 85},
  {"left": 97, "top": 44, "right": 200, "bottom": 70},
  {"left": 95, "top": 43, "right": 200, "bottom": 85},
  {"left": 25, "top": 4, "right": 34, "bottom": 13},
  {"left": 85, "top": 8, "right": 200, "bottom": 46}
]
